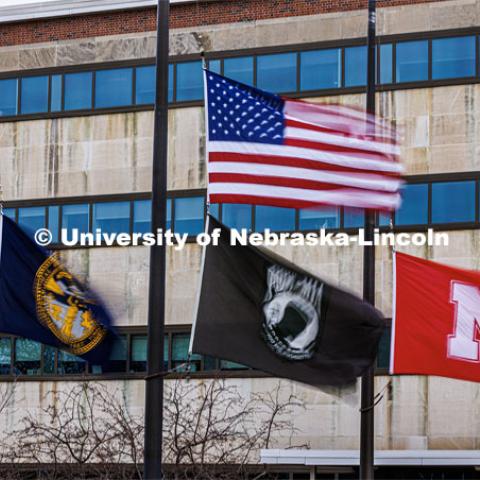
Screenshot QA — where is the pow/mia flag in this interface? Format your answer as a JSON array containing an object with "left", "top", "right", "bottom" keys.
[
  {"left": 0, "top": 214, "right": 115, "bottom": 364},
  {"left": 191, "top": 216, "right": 385, "bottom": 388}
]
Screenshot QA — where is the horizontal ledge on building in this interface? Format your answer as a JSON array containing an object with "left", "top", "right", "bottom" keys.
[
  {"left": 260, "top": 449, "right": 480, "bottom": 466},
  {"left": 0, "top": 0, "right": 215, "bottom": 24}
]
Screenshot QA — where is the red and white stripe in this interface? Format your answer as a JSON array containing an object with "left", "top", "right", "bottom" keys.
[{"left": 208, "top": 99, "right": 403, "bottom": 210}]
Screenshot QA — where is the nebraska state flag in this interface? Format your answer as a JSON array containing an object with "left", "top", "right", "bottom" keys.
[{"left": 391, "top": 252, "right": 480, "bottom": 382}]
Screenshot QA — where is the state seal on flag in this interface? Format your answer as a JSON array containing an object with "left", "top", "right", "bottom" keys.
[
  {"left": 261, "top": 265, "right": 324, "bottom": 361},
  {"left": 33, "top": 255, "right": 106, "bottom": 355}
]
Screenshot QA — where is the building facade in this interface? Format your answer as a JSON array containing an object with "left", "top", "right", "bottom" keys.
[{"left": 1, "top": 0, "right": 480, "bottom": 478}]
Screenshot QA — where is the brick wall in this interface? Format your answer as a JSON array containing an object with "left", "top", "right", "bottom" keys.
[{"left": 0, "top": 0, "right": 447, "bottom": 47}]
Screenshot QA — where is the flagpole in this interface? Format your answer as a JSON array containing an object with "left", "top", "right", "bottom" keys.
[
  {"left": 360, "top": 0, "right": 377, "bottom": 479},
  {"left": 144, "top": 1, "right": 169, "bottom": 479}
]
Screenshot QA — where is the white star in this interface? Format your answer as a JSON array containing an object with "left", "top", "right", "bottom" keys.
[
  {"left": 248, "top": 132, "right": 254, "bottom": 137},
  {"left": 235, "top": 105, "right": 240, "bottom": 110},
  {"left": 247, "top": 119, "right": 254, "bottom": 124},
  {"left": 228, "top": 86, "right": 233, "bottom": 90},
  {"left": 216, "top": 83, "right": 220, "bottom": 87},
  {"left": 248, "top": 106, "right": 254, "bottom": 111},
  {"left": 212, "top": 116, "right": 216, "bottom": 120},
  {"left": 274, "top": 122, "right": 282, "bottom": 127},
  {"left": 254, "top": 113, "right": 261, "bottom": 118},
  {"left": 261, "top": 120, "right": 268, "bottom": 125},
  {"left": 236, "top": 130, "right": 241, "bottom": 135},
  {"left": 223, "top": 103, "right": 227, "bottom": 108},
  {"left": 224, "top": 130, "right": 229, "bottom": 134},
  {"left": 254, "top": 126, "right": 261, "bottom": 131},
  {"left": 209, "top": 76, "right": 214, "bottom": 80},
  {"left": 268, "top": 115, "right": 274, "bottom": 120},
  {"left": 235, "top": 92, "right": 240, "bottom": 97},
  {"left": 273, "top": 134, "right": 281, "bottom": 139},
  {"left": 212, "top": 129, "right": 216, "bottom": 133},
  {"left": 261, "top": 108, "right": 268, "bottom": 113},
  {"left": 260, "top": 133, "right": 267, "bottom": 138}
]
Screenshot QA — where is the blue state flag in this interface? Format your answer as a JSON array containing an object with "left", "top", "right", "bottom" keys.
[{"left": 0, "top": 214, "right": 115, "bottom": 364}]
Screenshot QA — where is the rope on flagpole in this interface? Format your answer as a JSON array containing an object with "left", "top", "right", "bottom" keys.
[{"left": 359, "top": 379, "right": 392, "bottom": 413}]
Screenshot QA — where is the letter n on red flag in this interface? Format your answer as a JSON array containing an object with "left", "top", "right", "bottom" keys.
[{"left": 391, "top": 252, "right": 480, "bottom": 382}]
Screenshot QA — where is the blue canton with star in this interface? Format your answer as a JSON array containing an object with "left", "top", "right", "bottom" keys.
[{"left": 206, "top": 70, "right": 285, "bottom": 145}]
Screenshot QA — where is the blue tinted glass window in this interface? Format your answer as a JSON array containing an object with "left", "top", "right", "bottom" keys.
[
  {"left": 0, "top": 338, "right": 11, "bottom": 375},
  {"left": 377, "top": 328, "right": 391, "bottom": 369},
  {"left": 62, "top": 204, "right": 89, "bottom": 236},
  {"left": 174, "top": 196, "right": 204, "bottom": 235},
  {"left": 380, "top": 44, "right": 393, "bottom": 84},
  {"left": 42, "top": 345, "right": 56, "bottom": 374},
  {"left": 209, "top": 203, "right": 220, "bottom": 220},
  {"left": 103, "top": 335, "right": 127, "bottom": 373},
  {"left": 172, "top": 333, "right": 201, "bottom": 372},
  {"left": 14, "top": 339, "right": 41, "bottom": 375},
  {"left": 396, "top": 40, "right": 428, "bottom": 83},
  {"left": 21, "top": 75, "right": 49, "bottom": 114},
  {"left": 0, "top": 79, "right": 17, "bottom": 116},
  {"left": 130, "top": 335, "right": 155, "bottom": 372},
  {"left": 95, "top": 68, "right": 133, "bottom": 108},
  {"left": 378, "top": 211, "right": 392, "bottom": 227},
  {"left": 176, "top": 61, "right": 203, "bottom": 101},
  {"left": 220, "top": 359, "right": 248, "bottom": 370},
  {"left": 50, "top": 75, "right": 62, "bottom": 112},
  {"left": 136, "top": 66, "right": 156, "bottom": 105},
  {"left": 299, "top": 207, "right": 339, "bottom": 230},
  {"left": 167, "top": 199, "right": 172, "bottom": 231},
  {"left": 224, "top": 56, "right": 254, "bottom": 85},
  {"left": 133, "top": 200, "right": 151, "bottom": 234},
  {"left": 257, "top": 53, "right": 297, "bottom": 93},
  {"left": 18, "top": 207, "right": 45, "bottom": 236},
  {"left": 255, "top": 206, "right": 295, "bottom": 232},
  {"left": 432, "top": 36, "right": 476, "bottom": 80},
  {"left": 345, "top": 46, "right": 367, "bottom": 87},
  {"left": 48, "top": 206, "right": 60, "bottom": 243},
  {"left": 432, "top": 181, "right": 476, "bottom": 224},
  {"left": 3, "top": 208, "right": 15, "bottom": 221},
  {"left": 58, "top": 350, "right": 86, "bottom": 375},
  {"left": 222, "top": 204, "right": 252, "bottom": 230},
  {"left": 344, "top": 207, "right": 365, "bottom": 228},
  {"left": 93, "top": 202, "right": 130, "bottom": 234},
  {"left": 209, "top": 59, "right": 221, "bottom": 74},
  {"left": 168, "top": 64, "right": 174, "bottom": 103},
  {"left": 64, "top": 72, "right": 93, "bottom": 111},
  {"left": 395, "top": 184, "right": 428, "bottom": 226},
  {"left": 300, "top": 49, "right": 341, "bottom": 91}
]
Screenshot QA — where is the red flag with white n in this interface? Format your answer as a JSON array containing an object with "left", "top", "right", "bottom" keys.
[{"left": 391, "top": 252, "right": 480, "bottom": 382}]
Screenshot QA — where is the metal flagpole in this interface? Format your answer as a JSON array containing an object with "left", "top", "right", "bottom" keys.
[
  {"left": 360, "top": 0, "right": 377, "bottom": 479},
  {"left": 144, "top": 0, "right": 170, "bottom": 478}
]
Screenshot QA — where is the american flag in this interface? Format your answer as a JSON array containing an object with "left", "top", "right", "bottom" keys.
[{"left": 204, "top": 70, "right": 403, "bottom": 211}]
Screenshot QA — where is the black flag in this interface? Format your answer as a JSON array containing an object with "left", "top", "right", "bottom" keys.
[{"left": 191, "top": 216, "right": 385, "bottom": 388}]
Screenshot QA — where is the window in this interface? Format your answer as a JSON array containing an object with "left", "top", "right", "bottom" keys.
[
  {"left": 344, "top": 207, "right": 365, "bottom": 228},
  {"left": 224, "top": 56, "right": 254, "bottom": 85},
  {"left": 395, "top": 184, "right": 428, "bottom": 226},
  {"left": 299, "top": 207, "right": 339, "bottom": 230},
  {"left": 14, "top": 339, "right": 41, "bottom": 375},
  {"left": 50, "top": 75, "right": 62, "bottom": 112},
  {"left": 62, "top": 204, "right": 90, "bottom": 236},
  {"left": 95, "top": 68, "right": 133, "bottom": 108},
  {"left": 176, "top": 61, "right": 203, "bottom": 101},
  {"left": 48, "top": 206, "right": 60, "bottom": 243},
  {"left": 432, "top": 36, "right": 476, "bottom": 80},
  {"left": 255, "top": 206, "right": 296, "bottom": 232},
  {"left": 133, "top": 200, "right": 151, "bottom": 234},
  {"left": 0, "top": 79, "right": 17, "bottom": 116},
  {"left": 42, "top": 345, "right": 56, "bottom": 374},
  {"left": 376, "top": 328, "right": 391, "bottom": 370},
  {"left": 396, "top": 40, "right": 428, "bottom": 83},
  {"left": 257, "top": 53, "right": 297, "bottom": 93},
  {"left": 0, "top": 338, "right": 11, "bottom": 375},
  {"left": 168, "top": 64, "right": 174, "bottom": 103},
  {"left": 209, "top": 59, "right": 221, "bottom": 74},
  {"left": 220, "top": 359, "right": 248, "bottom": 370},
  {"left": 380, "top": 44, "right": 393, "bottom": 84},
  {"left": 344, "top": 46, "right": 367, "bottom": 87},
  {"left": 174, "top": 196, "right": 204, "bottom": 235},
  {"left": 130, "top": 335, "right": 148, "bottom": 372},
  {"left": 432, "top": 180, "right": 476, "bottom": 224},
  {"left": 20, "top": 75, "right": 49, "bottom": 114},
  {"left": 3, "top": 208, "right": 15, "bottom": 221},
  {"left": 171, "top": 333, "right": 201, "bottom": 372},
  {"left": 136, "top": 66, "right": 156, "bottom": 105},
  {"left": 209, "top": 203, "right": 220, "bottom": 220},
  {"left": 58, "top": 349, "right": 86, "bottom": 375},
  {"left": 102, "top": 335, "right": 127, "bottom": 373},
  {"left": 18, "top": 207, "right": 45, "bottom": 236},
  {"left": 300, "top": 48, "right": 341, "bottom": 91},
  {"left": 378, "top": 211, "right": 392, "bottom": 227},
  {"left": 93, "top": 202, "right": 130, "bottom": 235},
  {"left": 64, "top": 72, "right": 93, "bottom": 111},
  {"left": 222, "top": 204, "right": 252, "bottom": 231}
]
